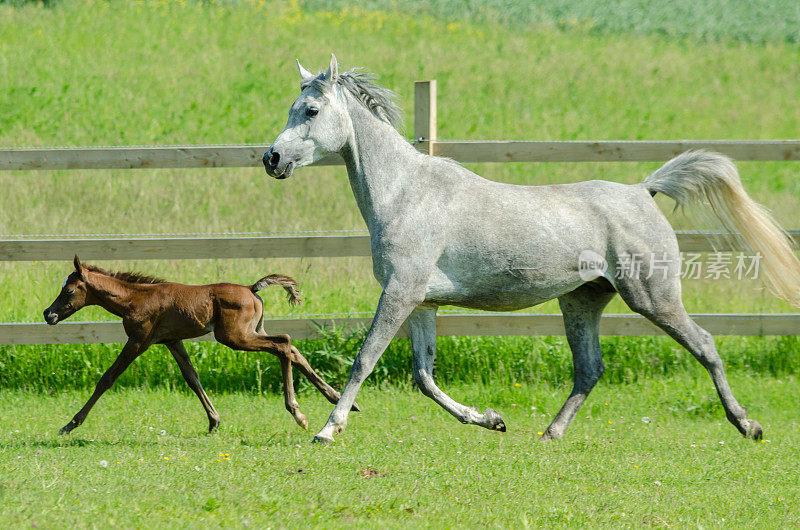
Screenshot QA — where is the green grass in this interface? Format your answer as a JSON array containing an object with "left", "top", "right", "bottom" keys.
[
  {"left": 1, "top": 0, "right": 800, "bottom": 392},
  {"left": 1, "top": 374, "right": 798, "bottom": 527}
]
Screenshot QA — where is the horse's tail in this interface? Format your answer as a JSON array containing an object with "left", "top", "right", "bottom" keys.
[
  {"left": 644, "top": 150, "right": 800, "bottom": 306},
  {"left": 251, "top": 274, "right": 302, "bottom": 306}
]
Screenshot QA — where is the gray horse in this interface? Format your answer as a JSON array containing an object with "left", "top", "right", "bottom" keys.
[{"left": 264, "top": 55, "right": 800, "bottom": 443}]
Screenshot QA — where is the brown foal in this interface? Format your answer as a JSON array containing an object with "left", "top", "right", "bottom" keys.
[{"left": 43, "top": 256, "right": 354, "bottom": 435}]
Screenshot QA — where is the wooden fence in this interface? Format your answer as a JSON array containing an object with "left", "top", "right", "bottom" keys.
[{"left": 2, "top": 80, "right": 799, "bottom": 344}]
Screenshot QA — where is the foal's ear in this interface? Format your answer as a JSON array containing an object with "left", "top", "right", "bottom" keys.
[
  {"left": 73, "top": 255, "right": 84, "bottom": 280},
  {"left": 296, "top": 59, "right": 315, "bottom": 83},
  {"left": 325, "top": 53, "right": 339, "bottom": 83}
]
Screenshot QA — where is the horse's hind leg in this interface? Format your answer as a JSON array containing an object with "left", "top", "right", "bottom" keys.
[
  {"left": 617, "top": 275, "right": 762, "bottom": 440},
  {"left": 542, "top": 283, "right": 617, "bottom": 441},
  {"left": 165, "top": 341, "right": 220, "bottom": 433},
  {"left": 409, "top": 307, "right": 506, "bottom": 431}
]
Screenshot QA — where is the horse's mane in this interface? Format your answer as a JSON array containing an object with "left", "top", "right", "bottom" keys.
[
  {"left": 83, "top": 264, "right": 166, "bottom": 285},
  {"left": 303, "top": 68, "right": 403, "bottom": 131}
]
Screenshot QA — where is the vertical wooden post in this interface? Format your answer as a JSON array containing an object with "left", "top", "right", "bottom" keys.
[{"left": 414, "top": 80, "right": 437, "bottom": 155}]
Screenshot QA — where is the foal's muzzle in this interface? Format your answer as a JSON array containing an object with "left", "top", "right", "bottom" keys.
[
  {"left": 262, "top": 147, "right": 294, "bottom": 180},
  {"left": 43, "top": 309, "right": 59, "bottom": 325}
]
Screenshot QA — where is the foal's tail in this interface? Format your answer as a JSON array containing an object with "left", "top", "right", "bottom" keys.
[
  {"left": 251, "top": 274, "right": 302, "bottom": 306},
  {"left": 644, "top": 150, "right": 800, "bottom": 306}
]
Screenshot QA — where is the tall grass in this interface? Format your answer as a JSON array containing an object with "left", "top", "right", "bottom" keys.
[
  {"left": 1, "top": 0, "right": 799, "bottom": 392},
  {"left": 3, "top": 331, "right": 799, "bottom": 393},
  {"left": 302, "top": 0, "right": 800, "bottom": 44}
]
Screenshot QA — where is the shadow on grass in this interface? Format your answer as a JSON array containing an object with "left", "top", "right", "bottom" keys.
[{"left": 3, "top": 438, "right": 159, "bottom": 449}]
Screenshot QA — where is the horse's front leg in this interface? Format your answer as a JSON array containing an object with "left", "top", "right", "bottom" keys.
[
  {"left": 312, "top": 289, "right": 418, "bottom": 443},
  {"left": 59, "top": 338, "right": 148, "bottom": 434},
  {"left": 409, "top": 307, "right": 506, "bottom": 431}
]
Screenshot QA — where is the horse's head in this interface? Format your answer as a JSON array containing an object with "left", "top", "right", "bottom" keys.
[
  {"left": 263, "top": 54, "right": 350, "bottom": 179},
  {"left": 43, "top": 255, "right": 89, "bottom": 325}
]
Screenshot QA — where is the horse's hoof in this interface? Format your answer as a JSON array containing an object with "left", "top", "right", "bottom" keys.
[
  {"left": 312, "top": 434, "right": 334, "bottom": 444},
  {"left": 484, "top": 408, "right": 506, "bottom": 432},
  {"left": 743, "top": 419, "right": 763, "bottom": 441},
  {"left": 351, "top": 402, "right": 361, "bottom": 412},
  {"left": 296, "top": 414, "right": 309, "bottom": 430}
]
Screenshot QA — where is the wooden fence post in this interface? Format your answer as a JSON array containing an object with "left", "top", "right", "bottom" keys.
[{"left": 414, "top": 80, "right": 437, "bottom": 155}]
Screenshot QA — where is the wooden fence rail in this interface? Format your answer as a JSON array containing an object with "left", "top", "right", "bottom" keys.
[
  {"left": 3, "top": 231, "right": 800, "bottom": 261},
  {"left": 2, "top": 80, "right": 799, "bottom": 345},
  {"left": 3, "top": 140, "right": 800, "bottom": 171},
  {"left": 2, "top": 313, "right": 799, "bottom": 345}
]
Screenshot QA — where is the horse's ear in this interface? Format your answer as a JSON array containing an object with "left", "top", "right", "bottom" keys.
[
  {"left": 325, "top": 53, "right": 339, "bottom": 83},
  {"left": 296, "top": 59, "right": 314, "bottom": 83},
  {"left": 73, "top": 255, "right": 84, "bottom": 280}
]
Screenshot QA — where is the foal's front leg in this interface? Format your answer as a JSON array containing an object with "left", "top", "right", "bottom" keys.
[
  {"left": 60, "top": 338, "right": 147, "bottom": 434},
  {"left": 165, "top": 341, "right": 220, "bottom": 433}
]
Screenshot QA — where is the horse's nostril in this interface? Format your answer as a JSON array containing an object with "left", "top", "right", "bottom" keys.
[{"left": 269, "top": 151, "right": 280, "bottom": 167}]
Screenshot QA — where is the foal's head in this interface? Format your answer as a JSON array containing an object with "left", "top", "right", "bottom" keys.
[
  {"left": 43, "top": 255, "right": 90, "bottom": 325},
  {"left": 263, "top": 53, "right": 401, "bottom": 179}
]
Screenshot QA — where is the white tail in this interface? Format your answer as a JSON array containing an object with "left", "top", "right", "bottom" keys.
[{"left": 644, "top": 150, "right": 800, "bottom": 306}]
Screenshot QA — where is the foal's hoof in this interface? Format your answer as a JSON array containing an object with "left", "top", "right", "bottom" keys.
[
  {"left": 351, "top": 402, "right": 361, "bottom": 412},
  {"left": 295, "top": 414, "right": 309, "bottom": 430},
  {"left": 311, "top": 434, "right": 334, "bottom": 444},
  {"left": 743, "top": 419, "right": 763, "bottom": 441},
  {"left": 58, "top": 421, "right": 76, "bottom": 435},
  {"left": 484, "top": 408, "right": 506, "bottom": 432}
]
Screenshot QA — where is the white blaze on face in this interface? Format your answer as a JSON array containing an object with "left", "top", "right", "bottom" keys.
[{"left": 62, "top": 276, "right": 69, "bottom": 290}]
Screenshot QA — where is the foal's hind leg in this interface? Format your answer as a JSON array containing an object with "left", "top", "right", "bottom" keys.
[
  {"left": 288, "top": 345, "right": 361, "bottom": 411},
  {"left": 616, "top": 275, "right": 762, "bottom": 440},
  {"left": 253, "top": 296, "right": 357, "bottom": 410},
  {"left": 165, "top": 341, "right": 221, "bottom": 433},
  {"left": 408, "top": 307, "right": 506, "bottom": 431},
  {"left": 279, "top": 354, "right": 308, "bottom": 429},
  {"left": 542, "top": 283, "right": 617, "bottom": 441},
  {"left": 216, "top": 328, "right": 308, "bottom": 429}
]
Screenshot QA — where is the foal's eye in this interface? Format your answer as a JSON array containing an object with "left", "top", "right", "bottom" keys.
[{"left": 306, "top": 107, "right": 319, "bottom": 117}]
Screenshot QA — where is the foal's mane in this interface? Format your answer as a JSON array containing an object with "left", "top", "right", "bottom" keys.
[
  {"left": 83, "top": 264, "right": 166, "bottom": 285},
  {"left": 303, "top": 68, "right": 403, "bottom": 131}
]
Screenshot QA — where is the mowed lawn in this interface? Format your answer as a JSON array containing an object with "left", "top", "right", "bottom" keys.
[
  {"left": 1, "top": 374, "right": 798, "bottom": 527},
  {"left": 1, "top": 0, "right": 800, "bottom": 392}
]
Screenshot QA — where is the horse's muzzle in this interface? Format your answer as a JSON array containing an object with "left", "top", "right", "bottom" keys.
[{"left": 263, "top": 148, "right": 294, "bottom": 179}]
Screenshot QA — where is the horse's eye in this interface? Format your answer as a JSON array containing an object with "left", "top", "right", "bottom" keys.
[{"left": 306, "top": 107, "right": 319, "bottom": 117}]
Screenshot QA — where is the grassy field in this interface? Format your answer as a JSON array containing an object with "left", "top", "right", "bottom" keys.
[{"left": 1, "top": 374, "right": 798, "bottom": 527}]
